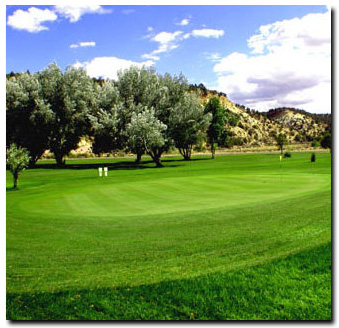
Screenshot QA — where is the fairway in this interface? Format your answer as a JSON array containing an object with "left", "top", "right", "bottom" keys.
[{"left": 6, "top": 153, "right": 331, "bottom": 320}]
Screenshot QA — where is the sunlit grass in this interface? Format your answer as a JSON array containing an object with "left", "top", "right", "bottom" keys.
[{"left": 6, "top": 152, "right": 331, "bottom": 320}]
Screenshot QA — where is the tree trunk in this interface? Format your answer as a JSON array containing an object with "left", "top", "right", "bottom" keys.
[
  {"left": 54, "top": 151, "right": 65, "bottom": 167},
  {"left": 154, "top": 157, "right": 163, "bottom": 168},
  {"left": 13, "top": 171, "right": 18, "bottom": 189},
  {"left": 149, "top": 149, "right": 163, "bottom": 168},
  {"left": 179, "top": 146, "right": 192, "bottom": 161},
  {"left": 29, "top": 150, "right": 45, "bottom": 167},
  {"left": 135, "top": 151, "right": 143, "bottom": 164},
  {"left": 211, "top": 141, "right": 216, "bottom": 159},
  {"left": 183, "top": 149, "right": 191, "bottom": 161}
]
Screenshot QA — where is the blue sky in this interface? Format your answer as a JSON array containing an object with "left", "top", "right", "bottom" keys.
[{"left": 6, "top": 5, "right": 331, "bottom": 113}]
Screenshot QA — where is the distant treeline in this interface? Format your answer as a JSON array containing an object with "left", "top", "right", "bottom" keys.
[{"left": 264, "top": 107, "right": 332, "bottom": 127}]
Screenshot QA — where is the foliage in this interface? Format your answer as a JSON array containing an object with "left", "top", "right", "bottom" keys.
[
  {"left": 115, "top": 66, "right": 178, "bottom": 162},
  {"left": 204, "top": 97, "right": 227, "bottom": 158},
  {"left": 169, "top": 92, "right": 211, "bottom": 160},
  {"left": 311, "top": 153, "right": 316, "bottom": 162},
  {"left": 6, "top": 73, "right": 52, "bottom": 165},
  {"left": 225, "top": 108, "right": 239, "bottom": 127},
  {"left": 283, "top": 152, "right": 291, "bottom": 158},
  {"left": 89, "top": 80, "right": 120, "bottom": 154},
  {"left": 275, "top": 133, "right": 287, "bottom": 154},
  {"left": 311, "top": 140, "right": 320, "bottom": 147},
  {"left": 126, "top": 109, "right": 167, "bottom": 167},
  {"left": 321, "top": 133, "right": 331, "bottom": 151},
  {"left": 6, "top": 144, "right": 30, "bottom": 188},
  {"left": 38, "top": 63, "right": 96, "bottom": 166}
]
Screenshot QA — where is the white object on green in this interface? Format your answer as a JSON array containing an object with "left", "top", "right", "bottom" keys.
[
  {"left": 104, "top": 167, "right": 108, "bottom": 176},
  {"left": 98, "top": 167, "right": 102, "bottom": 177}
]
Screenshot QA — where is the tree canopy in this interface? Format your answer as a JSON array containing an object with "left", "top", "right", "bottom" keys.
[{"left": 6, "top": 64, "right": 228, "bottom": 166}]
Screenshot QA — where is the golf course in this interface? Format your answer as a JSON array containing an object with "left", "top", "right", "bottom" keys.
[{"left": 6, "top": 152, "right": 331, "bottom": 320}]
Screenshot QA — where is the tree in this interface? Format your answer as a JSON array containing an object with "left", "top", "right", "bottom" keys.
[
  {"left": 115, "top": 66, "right": 167, "bottom": 162},
  {"left": 126, "top": 109, "right": 167, "bottom": 167},
  {"left": 321, "top": 133, "right": 331, "bottom": 151},
  {"left": 169, "top": 92, "right": 211, "bottom": 160},
  {"left": 6, "top": 144, "right": 30, "bottom": 189},
  {"left": 6, "top": 73, "right": 52, "bottom": 165},
  {"left": 89, "top": 80, "right": 120, "bottom": 154},
  {"left": 275, "top": 132, "right": 287, "bottom": 154},
  {"left": 204, "top": 97, "right": 226, "bottom": 159},
  {"left": 39, "top": 63, "right": 96, "bottom": 166}
]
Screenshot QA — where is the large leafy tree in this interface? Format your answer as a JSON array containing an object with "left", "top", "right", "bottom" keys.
[
  {"left": 115, "top": 66, "right": 169, "bottom": 162},
  {"left": 6, "top": 144, "right": 30, "bottom": 189},
  {"left": 126, "top": 109, "right": 167, "bottom": 167},
  {"left": 169, "top": 92, "right": 211, "bottom": 160},
  {"left": 39, "top": 63, "right": 95, "bottom": 166},
  {"left": 6, "top": 73, "right": 52, "bottom": 165},
  {"left": 204, "top": 97, "right": 227, "bottom": 159}
]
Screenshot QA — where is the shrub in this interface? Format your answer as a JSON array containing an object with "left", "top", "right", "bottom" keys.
[
  {"left": 233, "top": 138, "right": 244, "bottom": 146},
  {"left": 284, "top": 152, "right": 291, "bottom": 158},
  {"left": 311, "top": 153, "right": 316, "bottom": 162},
  {"left": 311, "top": 141, "right": 320, "bottom": 148}
]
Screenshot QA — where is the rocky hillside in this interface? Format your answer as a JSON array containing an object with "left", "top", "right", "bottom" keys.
[{"left": 192, "top": 84, "right": 331, "bottom": 148}]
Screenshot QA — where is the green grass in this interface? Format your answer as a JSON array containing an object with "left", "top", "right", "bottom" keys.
[{"left": 6, "top": 153, "right": 331, "bottom": 320}]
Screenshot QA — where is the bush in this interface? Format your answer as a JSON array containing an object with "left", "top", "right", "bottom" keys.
[
  {"left": 311, "top": 141, "right": 320, "bottom": 148},
  {"left": 311, "top": 153, "right": 316, "bottom": 162},
  {"left": 233, "top": 138, "right": 244, "bottom": 146},
  {"left": 284, "top": 152, "right": 291, "bottom": 158}
]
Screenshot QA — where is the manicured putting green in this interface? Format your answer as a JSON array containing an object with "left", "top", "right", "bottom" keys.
[{"left": 19, "top": 172, "right": 327, "bottom": 218}]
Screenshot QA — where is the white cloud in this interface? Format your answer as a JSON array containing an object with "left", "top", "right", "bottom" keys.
[
  {"left": 191, "top": 29, "right": 224, "bottom": 38},
  {"left": 176, "top": 18, "right": 190, "bottom": 26},
  {"left": 73, "top": 57, "right": 154, "bottom": 80},
  {"left": 214, "top": 11, "right": 331, "bottom": 113},
  {"left": 7, "top": 5, "right": 112, "bottom": 33},
  {"left": 142, "top": 27, "right": 224, "bottom": 62},
  {"left": 70, "top": 41, "right": 96, "bottom": 49},
  {"left": 142, "top": 31, "right": 184, "bottom": 61},
  {"left": 7, "top": 7, "right": 57, "bottom": 33},
  {"left": 54, "top": 5, "right": 111, "bottom": 23},
  {"left": 152, "top": 31, "right": 183, "bottom": 44}
]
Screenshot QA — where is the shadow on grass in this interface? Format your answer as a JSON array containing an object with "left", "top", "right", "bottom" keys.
[
  {"left": 30, "top": 157, "right": 209, "bottom": 171},
  {"left": 6, "top": 187, "right": 18, "bottom": 192},
  {"left": 6, "top": 243, "right": 331, "bottom": 320}
]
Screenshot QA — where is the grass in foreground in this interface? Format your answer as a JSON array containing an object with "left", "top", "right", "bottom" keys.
[
  {"left": 6, "top": 153, "right": 331, "bottom": 320},
  {"left": 7, "top": 243, "right": 331, "bottom": 320}
]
